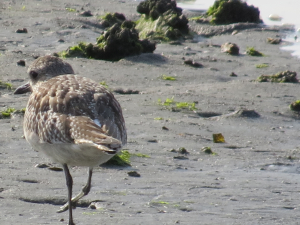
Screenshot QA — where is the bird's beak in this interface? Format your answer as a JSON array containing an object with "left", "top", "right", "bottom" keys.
[{"left": 14, "top": 82, "right": 32, "bottom": 94}]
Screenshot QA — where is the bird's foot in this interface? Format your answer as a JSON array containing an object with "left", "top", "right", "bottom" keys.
[{"left": 57, "top": 202, "right": 76, "bottom": 213}]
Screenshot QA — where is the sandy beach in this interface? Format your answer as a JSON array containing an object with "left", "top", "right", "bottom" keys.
[{"left": 1, "top": 0, "right": 300, "bottom": 224}]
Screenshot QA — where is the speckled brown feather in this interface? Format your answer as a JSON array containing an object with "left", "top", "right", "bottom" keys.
[
  {"left": 23, "top": 56, "right": 126, "bottom": 157},
  {"left": 25, "top": 75, "right": 126, "bottom": 154}
]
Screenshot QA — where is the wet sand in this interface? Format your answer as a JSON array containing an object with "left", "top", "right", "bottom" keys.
[{"left": 1, "top": 1, "right": 300, "bottom": 224}]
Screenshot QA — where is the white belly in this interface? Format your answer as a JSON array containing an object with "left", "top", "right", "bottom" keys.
[{"left": 25, "top": 131, "right": 114, "bottom": 167}]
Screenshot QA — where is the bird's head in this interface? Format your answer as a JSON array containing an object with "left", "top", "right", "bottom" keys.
[{"left": 14, "top": 55, "right": 74, "bottom": 94}]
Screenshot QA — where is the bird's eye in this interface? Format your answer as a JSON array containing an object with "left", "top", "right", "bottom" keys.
[{"left": 29, "top": 71, "right": 38, "bottom": 79}]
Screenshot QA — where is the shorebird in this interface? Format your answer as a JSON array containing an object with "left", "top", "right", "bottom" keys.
[{"left": 15, "top": 55, "right": 127, "bottom": 225}]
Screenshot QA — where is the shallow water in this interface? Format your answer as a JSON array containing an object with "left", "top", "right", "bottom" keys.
[{"left": 177, "top": 0, "right": 300, "bottom": 57}]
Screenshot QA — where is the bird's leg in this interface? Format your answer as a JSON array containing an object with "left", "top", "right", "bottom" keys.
[
  {"left": 58, "top": 168, "right": 93, "bottom": 213},
  {"left": 62, "top": 164, "right": 75, "bottom": 225}
]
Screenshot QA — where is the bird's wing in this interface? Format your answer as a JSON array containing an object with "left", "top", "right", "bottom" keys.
[
  {"left": 33, "top": 112, "right": 122, "bottom": 154},
  {"left": 94, "top": 91, "right": 127, "bottom": 146}
]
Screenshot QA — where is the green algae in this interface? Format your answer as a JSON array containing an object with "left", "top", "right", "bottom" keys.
[
  {"left": 256, "top": 63, "right": 268, "bottom": 68},
  {"left": 99, "top": 12, "right": 126, "bottom": 27},
  {"left": 206, "top": 0, "right": 261, "bottom": 25},
  {"left": 0, "top": 80, "right": 13, "bottom": 90},
  {"left": 246, "top": 47, "right": 264, "bottom": 56},
  {"left": 158, "top": 97, "right": 197, "bottom": 111},
  {"left": 257, "top": 71, "right": 298, "bottom": 83},
  {"left": 60, "top": 22, "right": 155, "bottom": 61},
  {"left": 1, "top": 108, "right": 15, "bottom": 118},
  {"left": 290, "top": 100, "right": 300, "bottom": 111},
  {"left": 135, "top": 0, "right": 189, "bottom": 41}
]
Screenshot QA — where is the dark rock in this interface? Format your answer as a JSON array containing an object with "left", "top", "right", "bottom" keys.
[
  {"left": 290, "top": 101, "right": 300, "bottom": 111},
  {"left": 162, "top": 126, "right": 169, "bottom": 130},
  {"left": 17, "top": 60, "right": 25, "bottom": 66},
  {"left": 48, "top": 166, "right": 63, "bottom": 172},
  {"left": 80, "top": 10, "right": 93, "bottom": 17},
  {"left": 114, "top": 12, "right": 126, "bottom": 21},
  {"left": 173, "top": 155, "right": 189, "bottom": 160},
  {"left": 184, "top": 59, "right": 203, "bottom": 68},
  {"left": 16, "top": 28, "right": 28, "bottom": 33},
  {"left": 221, "top": 42, "right": 239, "bottom": 55},
  {"left": 235, "top": 109, "right": 260, "bottom": 118},
  {"left": 35, "top": 163, "right": 50, "bottom": 168},
  {"left": 113, "top": 88, "right": 139, "bottom": 94},
  {"left": 139, "top": 39, "right": 156, "bottom": 53},
  {"left": 128, "top": 171, "right": 141, "bottom": 177},
  {"left": 178, "top": 147, "right": 189, "bottom": 154}
]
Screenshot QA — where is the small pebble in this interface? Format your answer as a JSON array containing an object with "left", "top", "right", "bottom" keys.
[
  {"left": 184, "top": 59, "right": 203, "bottom": 68},
  {"left": 89, "top": 204, "right": 96, "bottom": 209},
  {"left": 48, "top": 166, "right": 63, "bottom": 171},
  {"left": 16, "top": 28, "right": 28, "bottom": 33},
  {"left": 173, "top": 155, "right": 188, "bottom": 160},
  {"left": 114, "top": 88, "right": 139, "bottom": 94},
  {"left": 178, "top": 147, "right": 189, "bottom": 155},
  {"left": 17, "top": 60, "right": 25, "bottom": 66},
  {"left": 35, "top": 163, "right": 50, "bottom": 168},
  {"left": 202, "top": 147, "right": 214, "bottom": 154},
  {"left": 128, "top": 171, "right": 141, "bottom": 177},
  {"left": 162, "top": 126, "right": 169, "bottom": 130},
  {"left": 80, "top": 10, "right": 93, "bottom": 17}
]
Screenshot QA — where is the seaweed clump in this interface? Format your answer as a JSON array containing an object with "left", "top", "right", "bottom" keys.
[
  {"left": 257, "top": 71, "right": 298, "bottom": 83},
  {"left": 206, "top": 0, "right": 261, "bottom": 25},
  {"left": 61, "top": 21, "right": 156, "bottom": 61},
  {"left": 135, "top": 0, "right": 189, "bottom": 41},
  {"left": 0, "top": 108, "right": 15, "bottom": 119},
  {"left": 99, "top": 12, "right": 126, "bottom": 28},
  {"left": 246, "top": 47, "right": 264, "bottom": 56},
  {"left": 290, "top": 100, "right": 300, "bottom": 112}
]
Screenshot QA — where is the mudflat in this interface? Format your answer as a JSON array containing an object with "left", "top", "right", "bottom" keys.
[{"left": 1, "top": 1, "right": 300, "bottom": 224}]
